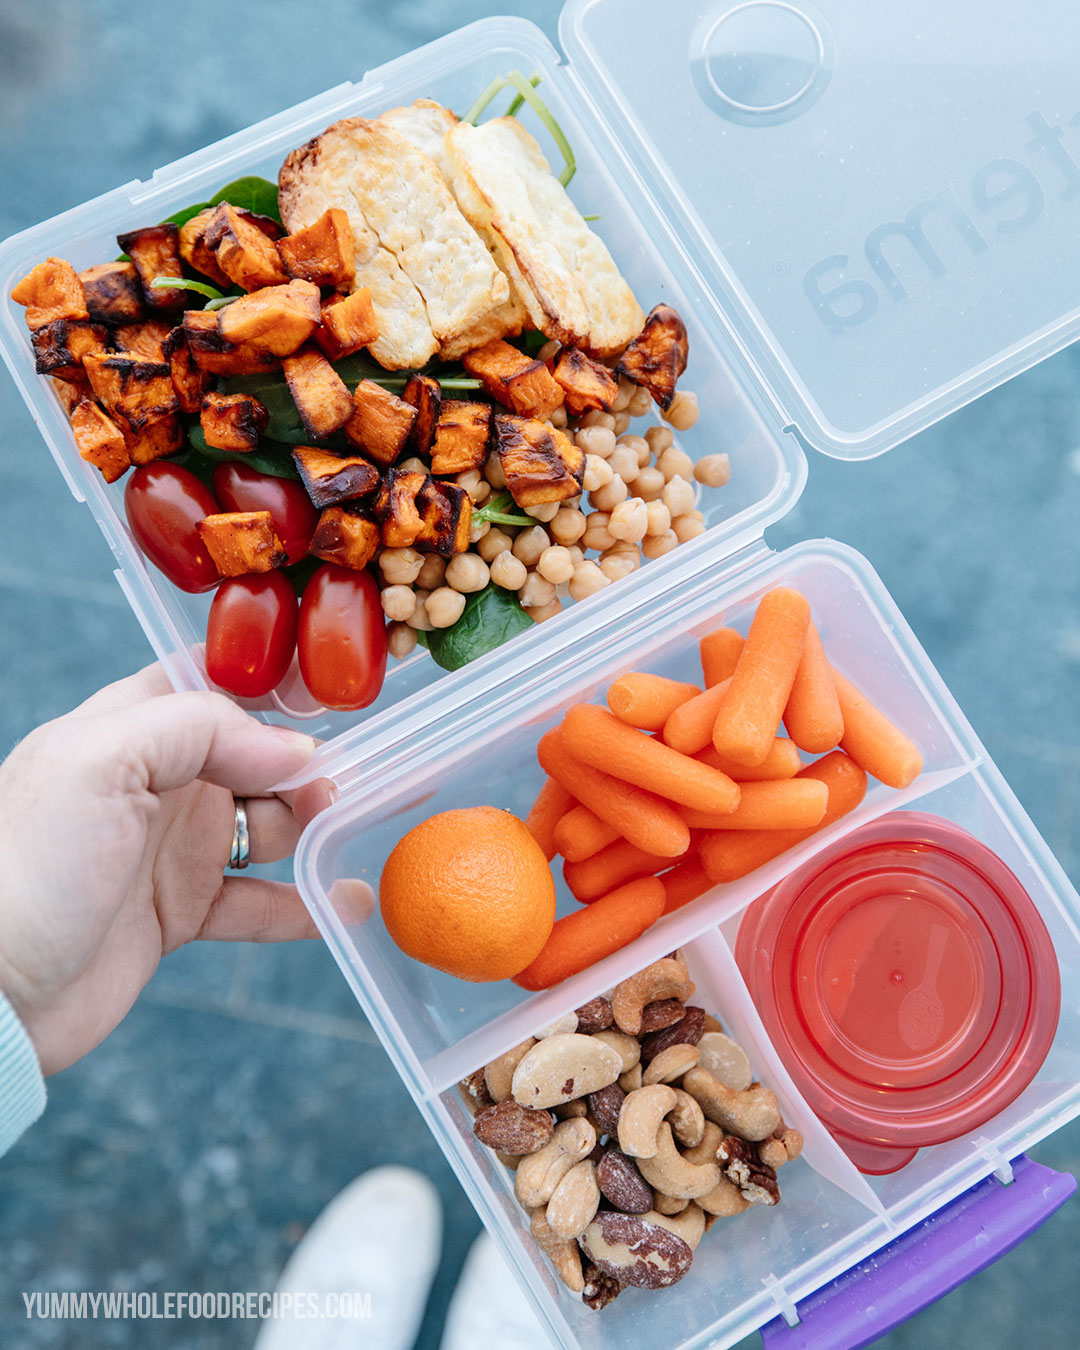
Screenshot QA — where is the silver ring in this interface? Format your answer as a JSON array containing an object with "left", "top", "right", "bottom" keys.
[{"left": 229, "top": 799, "right": 251, "bottom": 870}]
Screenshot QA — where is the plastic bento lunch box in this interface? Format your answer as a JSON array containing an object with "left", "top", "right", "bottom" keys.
[{"left": 3, "top": 2, "right": 1080, "bottom": 1347}]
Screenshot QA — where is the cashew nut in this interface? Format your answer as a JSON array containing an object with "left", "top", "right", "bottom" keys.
[
  {"left": 619, "top": 1063, "right": 643, "bottom": 1093},
  {"left": 681, "top": 1119, "right": 724, "bottom": 1167},
  {"left": 611, "top": 958, "right": 695, "bottom": 1035},
  {"left": 651, "top": 1190, "right": 689, "bottom": 1216},
  {"left": 546, "top": 1159, "right": 600, "bottom": 1240},
  {"left": 681, "top": 1067, "right": 782, "bottom": 1142},
  {"left": 530, "top": 1206, "right": 585, "bottom": 1293},
  {"left": 591, "top": 1029, "right": 641, "bottom": 1074},
  {"left": 617, "top": 1084, "right": 677, "bottom": 1158},
  {"left": 512, "top": 1034, "right": 622, "bottom": 1109},
  {"left": 642, "top": 1043, "right": 700, "bottom": 1086},
  {"left": 668, "top": 1088, "right": 705, "bottom": 1148},
  {"left": 696, "top": 1173, "right": 750, "bottom": 1217},
  {"left": 535, "top": 1011, "right": 578, "bottom": 1038},
  {"left": 515, "top": 1118, "right": 596, "bottom": 1209},
  {"left": 484, "top": 1038, "right": 536, "bottom": 1104},
  {"left": 646, "top": 1203, "right": 706, "bottom": 1252},
  {"left": 637, "top": 1122, "right": 721, "bottom": 1200}
]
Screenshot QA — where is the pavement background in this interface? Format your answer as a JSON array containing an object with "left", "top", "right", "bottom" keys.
[{"left": 0, "top": 3, "right": 1077, "bottom": 1348}]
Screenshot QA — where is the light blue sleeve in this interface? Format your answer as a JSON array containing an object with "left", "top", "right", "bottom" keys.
[{"left": 0, "top": 989, "right": 46, "bottom": 1158}]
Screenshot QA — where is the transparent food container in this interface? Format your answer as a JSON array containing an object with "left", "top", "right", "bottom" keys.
[{"left": 2, "top": 3, "right": 1079, "bottom": 1347}]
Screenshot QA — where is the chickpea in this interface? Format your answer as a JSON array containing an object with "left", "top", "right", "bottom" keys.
[
  {"left": 457, "top": 468, "right": 484, "bottom": 500},
  {"left": 612, "top": 375, "right": 634, "bottom": 412},
  {"left": 416, "top": 554, "right": 446, "bottom": 591},
  {"left": 490, "top": 549, "right": 527, "bottom": 590},
  {"left": 381, "top": 584, "right": 417, "bottom": 622},
  {"left": 694, "top": 453, "right": 731, "bottom": 488},
  {"left": 581, "top": 512, "right": 616, "bottom": 552},
  {"left": 537, "top": 339, "right": 560, "bottom": 362},
  {"left": 608, "top": 445, "right": 640, "bottom": 483},
  {"left": 426, "top": 587, "right": 467, "bottom": 628},
  {"left": 583, "top": 453, "right": 614, "bottom": 492},
  {"left": 468, "top": 519, "right": 491, "bottom": 544},
  {"left": 484, "top": 455, "right": 507, "bottom": 489},
  {"left": 663, "top": 389, "right": 699, "bottom": 430},
  {"left": 607, "top": 498, "right": 648, "bottom": 544},
  {"left": 566, "top": 544, "right": 585, "bottom": 568},
  {"left": 549, "top": 404, "right": 568, "bottom": 429},
  {"left": 407, "top": 591, "right": 434, "bottom": 631},
  {"left": 645, "top": 500, "right": 672, "bottom": 536},
  {"left": 579, "top": 409, "right": 616, "bottom": 431},
  {"left": 632, "top": 465, "right": 666, "bottom": 502},
  {"left": 471, "top": 479, "right": 491, "bottom": 504},
  {"left": 379, "top": 546, "right": 424, "bottom": 585},
  {"left": 645, "top": 424, "right": 674, "bottom": 456},
  {"left": 590, "top": 476, "right": 629, "bottom": 512},
  {"left": 478, "top": 527, "right": 514, "bottom": 563},
  {"left": 617, "top": 433, "right": 650, "bottom": 467},
  {"left": 399, "top": 456, "right": 427, "bottom": 474},
  {"left": 663, "top": 474, "right": 696, "bottom": 518},
  {"left": 642, "top": 529, "right": 679, "bottom": 559},
  {"left": 537, "top": 544, "right": 575, "bottom": 584},
  {"left": 628, "top": 383, "right": 653, "bottom": 418},
  {"left": 657, "top": 445, "right": 695, "bottom": 483},
  {"left": 387, "top": 621, "right": 418, "bottom": 661},
  {"left": 525, "top": 501, "right": 559, "bottom": 523},
  {"left": 525, "top": 598, "right": 563, "bottom": 623},
  {"left": 568, "top": 560, "right": 611, "bottom": 601},
  {"left": 512, "top": 524, "right": 550, "bottom": 566},
  {"left": 612, "top": 410, "right": 631, "bottom": 436},
  {"left": 519, "top": 572, "right": 557, "bottom": 609},
  {"left": 445, "top": 552, "right": 490, "bottom": 593},
  {"left": 672, "top": 513, "right": 708, "bottom": 543},
  {"left": 599, "top": 548, "right": 641, "bottom": 582},
  {"left": 575, "top": 425, "right": 617, "bottom": 459},
  {"left": 550, "top": 506, "right": 587, "bottom": 545}
]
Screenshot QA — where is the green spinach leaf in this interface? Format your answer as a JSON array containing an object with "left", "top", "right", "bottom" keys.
[
  {"left": 209, "top": 176, "right": 282, "bottom": 224},
  {"left": 426, "top": 584, "right": 533, "bottom": 672},
  {"left": 186, "top": 423, "right": 300, "bottom": 479},
  {"left": 161, "top": 200, "right": 211, "bottom": 229}
]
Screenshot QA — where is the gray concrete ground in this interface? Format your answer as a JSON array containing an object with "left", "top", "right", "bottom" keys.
[{"left": 0, "top": 3, "right": 1078, "bottom": 1348}]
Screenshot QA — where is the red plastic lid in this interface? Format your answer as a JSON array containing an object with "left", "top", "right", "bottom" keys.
[{"left": 736, "top": 813, "right": 1060, "bottom": 1175}]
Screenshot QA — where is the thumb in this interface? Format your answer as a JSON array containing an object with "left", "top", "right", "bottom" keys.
[{"left": 68, "top": 691, "right": 317, "bottom": 798}]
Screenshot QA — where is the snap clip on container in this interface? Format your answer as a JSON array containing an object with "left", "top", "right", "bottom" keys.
[{"left": 3, "top": 2, "right": 1080, "bottom": 1346}]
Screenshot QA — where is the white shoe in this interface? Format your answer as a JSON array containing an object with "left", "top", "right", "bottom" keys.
[
  {"left": 439, "top": 1230, "right": 550, "bottom": 1350},
  {"left": 254, "top": 1165, "right": 441, "bottom": 1350}
]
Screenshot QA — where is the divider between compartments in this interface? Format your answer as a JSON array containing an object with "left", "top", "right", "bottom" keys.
[{"left": 681, "top": 929, "right": 886, "bottom": 1218}]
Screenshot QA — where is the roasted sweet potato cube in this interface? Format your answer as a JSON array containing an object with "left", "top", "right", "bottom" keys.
[
  {"left": 70, "top": 400, "right": 130, "bottom": 483},
  {"left": 51, "top": 373, "right": 92, "bottom": 415},
  {"left": 217, "top": 279, "right": 321, "bottom": 357},
  {"left": 200, "top": 391, "right": 269, "bottom": 454},
  {"left": 117, "top": 223, "right": 189, "bottom": 311},
  {"left": 178, "top": 207, "right": 232, "bottom": 289},
  {"left": 121, "top": 413, "right": 185, "bottom": 465},
  {"left": 462, "top": 338, "right": 564, "bottom": 419},
  {"left": 197, "top": 511, "right": 286, "bottom": 577},
  {"left": 10, "top": 258, "right": 87, "bottom": 329},
  {"left": 615, "top": 303, "right": 689, "bottom": 410},
  {"left": 277, "top": 209, "right": 355, "bottom": 290},
  {"left": 161, "top": 326, "right": 211, "bottom": 414},
  {"left": 30, "top": 318, "right": 108, "bottom": 380},
  {"left": 344, "top": 379, "right": 417, "bottom": 467},
  {"left": 292, "top": 446, "right": 379, "bottom": 508},
  {"left": 402, "top": 374, "right": 442, "bottom": 455},
  {"left": 553, "top": 347, "right": 619, "bottom": 416},
  {"left": 308, "top": 507, "right": 381, "bottom": 571},
  {"left": 181, "top": 310, "right": 281, "bottom": 376},
  {"left": 113, "top": 319, "right": 173, "bottom": 361},
  {"left": 79, "top": 262, "right": 145, "bottom": 324},
  {"left": 82, "top": 352, "right": 178, "bottom": 430},
  {"left": 203, "top": 203, "right": 289, "bottom": 291},
  {"left": 495, "top": 414, "right": 585, "bottom": 507},
  {"left": 283, "top": 346, "right": 354, "bottom": 440},
  {"left": 431, "top": 400, "right": 491, "bottom": 475},
  {"left": 313, "top": 288, "right": 380, "bottom": 361},
  {"left": 414, "top": 479, "right": 472, "bottom": 556},
  {"left": 375, "top": 468, "right": 428, "bottom": 548}
]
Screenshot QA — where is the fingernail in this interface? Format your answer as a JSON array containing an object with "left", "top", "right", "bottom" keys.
[{"left": 265, "top": 725, "right": 317, "bottom": 758}]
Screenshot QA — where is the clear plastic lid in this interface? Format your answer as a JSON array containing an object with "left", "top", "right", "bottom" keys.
[{"left": 562, "top": 0, "right": 1080, "bottom": 459}]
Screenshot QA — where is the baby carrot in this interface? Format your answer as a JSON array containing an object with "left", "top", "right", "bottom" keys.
[
  {"left": 833, "top": 670, "right": 924, "bottom": 789},
  {"left": 660, "top": 854, "right": 713, "bottom": 915},
  {"left": 513, "top": 878, "right": 666, "bottom": 990},
  {"left": 607, "top": 672, "right": 702, "bottom": 732},
  {"left": 662, "top": 679, "right": 731, "bottom": 755},
  {"left": 537, "top": 728, "right": 690, "bottom": 857},
  {"left": 565, "top": 838, "right": 674, "bottom": 902},
  {"left": 700, "top": 627, "right": 745, "bottom": 687},
  {"left": 698, "top": 751, "right": 867, "bottom": 882},
  {"left": 712, "top": 587, "right": 811, "bottom": 767},
  {"left": 679, "top": 778, "right": 828, "bottom": 831},
  {"left": 554, "top": 805, "right": 619, "bottom": 863},
  {"left": 562, "top": 703, "right": 740, "bottom": 814},
  {"left": 526, "top": 776, "right": 575, "bottom": 861},
  {"left": 696, "top": 738, "right": 802, "bottom": 782},
  {"left": 784, "top": 622, "right": 844, "bottom": 753}
]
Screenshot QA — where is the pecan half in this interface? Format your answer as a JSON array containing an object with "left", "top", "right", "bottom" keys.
[
  {"left": 581, "top": 1261, "right": 623, "bottom": 1311},
  {"left": 717, "top": 1134, "right": 780, "bottom": 1206}
]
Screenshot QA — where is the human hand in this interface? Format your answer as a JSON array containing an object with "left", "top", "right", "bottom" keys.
[{"left": 0, "top": 664, "right": 333, "bottom": 1075}]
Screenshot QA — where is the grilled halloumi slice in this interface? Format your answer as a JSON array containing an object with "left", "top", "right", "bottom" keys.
[{"left": 445, "top": 117, "right": 644, "bottom": 358}]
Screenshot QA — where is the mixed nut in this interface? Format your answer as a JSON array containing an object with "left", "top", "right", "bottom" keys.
[{"left": 457, "top": 956, "right": 803, "bottom": 1311}]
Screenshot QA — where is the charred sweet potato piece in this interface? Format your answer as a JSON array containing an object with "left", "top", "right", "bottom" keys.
[
  {"left": 181, "top": 310, "right": 281, "bottom": 376},
  {"left": 414, "top": 478, "right": 471, "bottom": 556},
  {"left": 431, "top": 399, "right": 491, "bottom": 475},
  {"left": 277, "top": 209, "right": 355, "bottom": 290},
  {"left": 113, "top": 319, "right": 173, "bottom": 361},
  {"left": 197, "top": 511, "right": 286, "bottom": 576},
  {"left": 615, "top": 303, "right": 688, "bottom": 410},
  {"left": 282, "top": 346, "right": 354, "bottom": 440},
  {"left": 203, "top": 203, "right": 289, "bottom": 291},
  {"left": 495, "top": 414, "right": 585, "bottom": 507},
  {"left": 314, "top": 289, "right": 380, "bottom": 360},
  {"left": 200, "top": 391, "right": 269, "bottom": 454},
  {"left": 344, "top": 379, "right": 417, "bottom": 467},
  {"left": 217, "top": 279, "right": 321, "bottom": 357},
  {"left": 553, "top": 347, "right": 619, "bottom": 416},
  {"left": 375, "top": 468, "right": 428, "bottom": 548},
  {"left": 462, "top": 338, "right": 564, "bottom": 419},
  {"left": 177, "top": 208, "right": 232, "bottom": 289},
  {"left": 51, "top": 372, "right": 92, "bottom": 415},
  {"left": 82, "top": 351, "right": 178, "bottom": 430},
  {"left": 70, "top": 399, "right": 130, "bottom": 483},
  {"left": 121, "top": 413, "right": 185, "bottom": 465},
  {"left": 116, "top": 224, "right": 189, "bottom": 311},
  {"left": 292, "top": 446, "right": 379, "bottom": 508},
  {"left": 11, "top": 258, "right": 88, "bottom": 329},
  {"left": 30, "top": 318, "right": 108, "bottom": 380},
  {"left": 79, "top": 262, "right": 145, "bottom": 324},
  {"left": 402, "top": 374, "right": 442, "bottom": 455},
  {"left": 308, "top": 506, "right": 381, "bottom": 571},
  {"left": 161, "top": 326, "right": 211, "bottom": 414}
]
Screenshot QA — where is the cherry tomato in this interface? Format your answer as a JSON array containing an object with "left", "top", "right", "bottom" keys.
[
  {"left": 206, "top": 571, "right": 298, "bottom": 698},
  {"left": 124, "top": 463, "right": 221, "bottom": 593},
  {"left": 298, "top": 564, "right": 387, "bottom": 710},
  {"left": 211, "top": 461, "right": 318, "bottom": 565}
]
